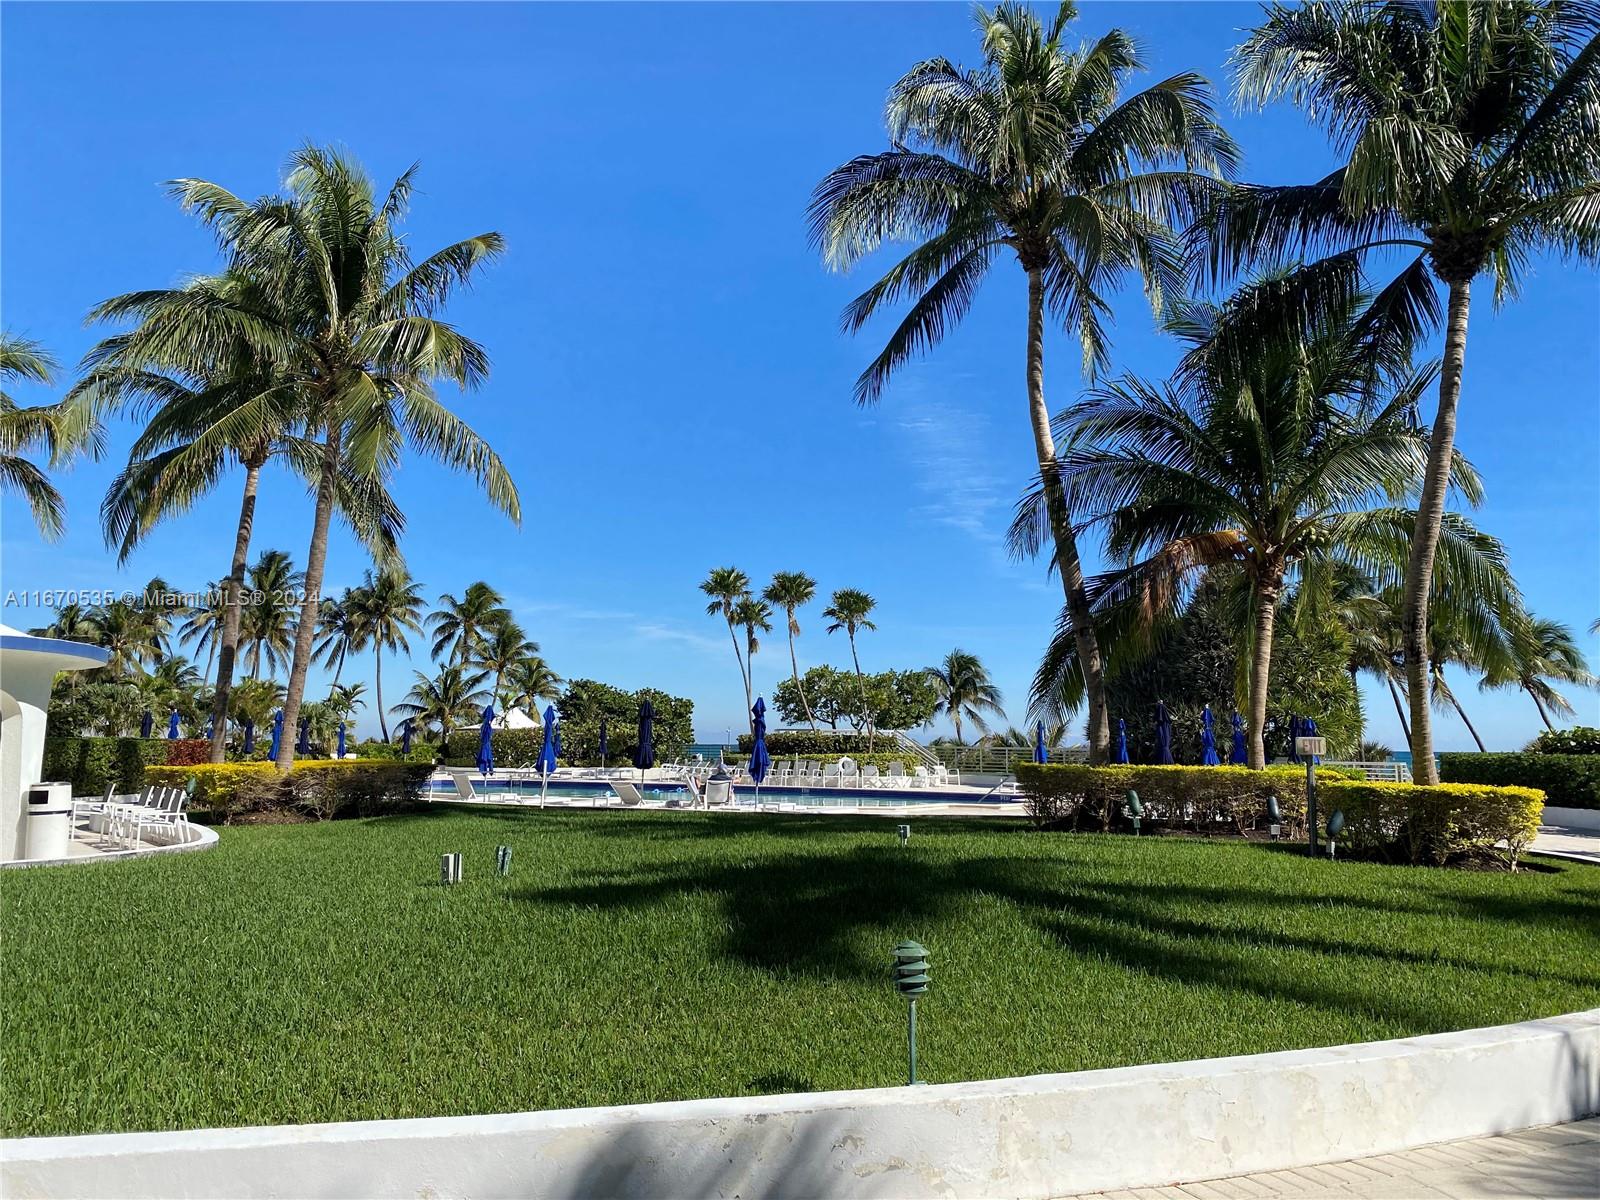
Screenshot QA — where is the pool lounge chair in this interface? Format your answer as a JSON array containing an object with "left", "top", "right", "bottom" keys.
[
  {"left": 447, "top": 769, "right": 520, "bottom": 804},
  {"left": 885, "top": 761, "right": 908, "bottom": 787},
  {"left": 612, "top": 780, "right": 646, "bottom": 806},
  {"left": 860, "top": 763, "right": 882, "bottom": 787}
]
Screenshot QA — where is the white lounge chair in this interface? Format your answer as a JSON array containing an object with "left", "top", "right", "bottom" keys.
[
  {"left": 885, "top": 761, "right": 908, "bottom": 788},
  {"left": 911, "top": 765, "right": 931, "bottom": 788},
  {"left": 448, "top": 769, "right": 520, "bottom": 804},
  {"left": 612, "top": 780, "right": 646, "bottom": 806},
  {"left": 860, "top": 763, "right": 882, "bottom": 787},
  {"left": 820, "top": 762, "right": 842, "bottom": 787}
]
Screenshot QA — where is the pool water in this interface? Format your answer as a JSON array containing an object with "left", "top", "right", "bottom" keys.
[{"left": 429, "top": 777, "right": 1013, "bottom": 807}]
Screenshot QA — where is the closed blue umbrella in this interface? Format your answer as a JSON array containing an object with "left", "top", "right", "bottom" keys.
[
  {"left": 478, "top": 705, "right": 495, "bottom": 776},
  {"left": 1230, "top": 712, "right": 1247, "bottom": 765},
  {"left": 1303, "top": 715, "right": 1321, "bottom": 764},
  {"left": 749, "top": 698, "right": 770, "bottom": 793},
  {"left": 167, "top": 710, "right": 180, "bottom": 739},
  {"left": 1033, "top": 721, "right": 1048, "bottom": 765},
  {"left": 634, "top": 698, "right": 655, "bottom": 787},
  {"left": 268, "top": 709, "right": 283, "bottom": 761},
  {"left": 1288, "top": 715, "right": 1302, "bottom": 764},
  {"left": 598, "top": 716, "right": 608, "bottom": 769},
  {"left": 537, "top": 705, "right": 558, "bottom": 775},
  {"left": 1155, "top": 702, "right": 1174, "bottom": 764},
  {"left": 1114, "top": 718, "right": 1130, "bottom": 764},
  {"left": 400, "top": 719, "right": 413, "bottom": 755},
  {"left": 1200, "top": 705, "right": 1220, "bottom": 766},
  {"left": 140, "top": 710, "right": 153, "bottom": 738},
  {"left": 205, "top": 717, "right": 215, "bottom": 741},
  {"left": 296, "top": 717, "right": 310, "bottom": 754},
  {"left": 242, "top": 717, "right": 255, "bottom": 756},
  {"left": 337, "top": 722, "right": 346, "bottom": 758}
]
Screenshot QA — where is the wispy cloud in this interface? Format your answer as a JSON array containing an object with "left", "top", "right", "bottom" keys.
[
  {"left": 895, "top": 397, "right": 1007, "bottom": 546},
  {"left": 632, "top": 621, "right": 726, "bottom": 655}
]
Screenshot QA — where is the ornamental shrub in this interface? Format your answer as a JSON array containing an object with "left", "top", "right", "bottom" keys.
[
  {"left": 1439, "top": 752, "right": 1600, "bottom": 811},
  {"left": 163, "top": 739, "right": 213, "bottom": 767},
  {"left": 737, "top": 730, "right": 901, "bottom": 757},
  {"left": 1015, "top": 763, "right": 1320, "bottom": 833},
  {"left": 42, "top": 736, "right": 170, "bottom": 797},
  {"left": 1323, "top": 780, "right": 1544, "bottom": 868},
  {"left": 1528, "top": 727, "right": 1600, "bottom": 756},
  {"left": 145, "top": 761, "right": 431, "bottom": 823}
]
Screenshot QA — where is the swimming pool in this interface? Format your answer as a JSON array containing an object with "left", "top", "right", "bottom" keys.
[{"left": 428, "top": 776, "right": 1018, "bottom": 808}]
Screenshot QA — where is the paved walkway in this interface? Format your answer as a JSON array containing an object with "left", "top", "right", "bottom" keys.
[
  {"left": 1530, "top": 823, "right": 1600, "bottom": 866},
  {"left": 1065, "top": 1119, "right": 1599, "bottom": 1198}
]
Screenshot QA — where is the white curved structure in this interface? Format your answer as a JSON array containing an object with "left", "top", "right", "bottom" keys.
[{"left": 0, "top": 624, "right": 109, "bottom": 863}]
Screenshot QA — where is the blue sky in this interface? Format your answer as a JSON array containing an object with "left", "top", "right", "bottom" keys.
[{"left": 3, "top": 1, "right": 1596, "bottom": 748}]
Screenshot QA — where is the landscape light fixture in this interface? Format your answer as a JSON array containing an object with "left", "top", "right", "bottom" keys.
[
  {"left": 496, "top": 845, "right": 512, "bottom": 877},
  {"left": 892, "top": 940, "right": 930, "bottom": 1085},
  {"left": 440, "top": 852, "right": 463, "bottom": 885},
  {"left": 897, "top": 823, "right": 910, "bottom": 849},
  {"left": 1326, "top": 810, "right": 1345, "bottom": 860},
  {"left": 1267, "top": 795, "right": 1282, "bottom": 840},
  {"left": 1125, "top": 789, "right": 1143, "bottom": 836}
]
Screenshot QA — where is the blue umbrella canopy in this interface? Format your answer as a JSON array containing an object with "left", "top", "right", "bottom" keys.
[
  {"left": 1114, "top": 718, "right": 1131, "bottom": 764},
  {"left": 296, "top": 717, "right": 310, "bottom": 754},
  {"left": 598, "top": 716, "right": 608, "bottom": 767},
  {"left": 478, "top": 705, "right": 496, "bottom": 776},
  {"left": 1033, "top": 721, "right": 1048, "bottom": 765},
  {"left": 337, "top": 722, "right": 346, "bottom": 758},
  {"left": 242, "top": 717, "right": 255, "bottom": 756},
  {"left": 205, "top": 717, "right": 215, "bottom": 741},
  {"left": 140, "top": 710, "right": 153, "bottom": 739},
  {"left": 1288, "top": 715, "right": 1302, "bottom": 763},
  {"left": 749, "top": 697, "right": 770, "bottom": 785},
  {"left": 537, "top": 705, "right": 558, "bottom": 775},
  {"left": 1155, "top": 702, "right": 1174, "bottom": 765},
  {"left": 1200, "top": 705, "right": 1221, "bottom": 766},
  {"left": 167, "top": 710, "right": 180, "bottom": 739},
  {"left": 1302, "top": 715, "right": 1321, "bottom": 764},
  {"left": 268, "top": 710, "right": 283, "bottom": 761},
  {"left": 400, "top": 719, "right": 413, "bottom": 754},
  {"left": 1230, "top": 712, "right": 1247, "bottom": 765},
  {"left": 634, "top": 699, "right": 656, "bottom": 771}
]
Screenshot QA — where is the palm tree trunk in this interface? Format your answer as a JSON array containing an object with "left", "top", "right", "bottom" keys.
[
  {"left": 848, "top": 631, "right": 874, "bottom": 751},
  {"left": 724, "top": 616, "right": 749, "bottom": 727},
  {"left": 277, "top": 425, "right": 340, "bottom": 770},
  {"left": 1402, "top": 277, "right": 1471, "bottom": 786},
  {"left": 953, "top": 709, "right": 964, "bottom": 745},
  {"left": 207, "top": 455, "right": 264, "bottom": 764},
  {"left": 202, "top": 638, "right": 217, "bottom": 691},
  {"left": 788, "top": 617, "right": 816, "bottom": 730},
  {"left": 1387, "top": 676, "right": 1411, "bottom": 741},
  {"left": 1348, "top": 667, "right": 1365, "bottom": 747},
  {"left": 1025, "top": 266, "right": 1110, "bottom": 763},
  {"left": 1247, "top": 575, "right": 1283, "bottom": 770},
  {"left": 1528, "top": 686, "right": 1555, "bottom": 731},
  {"left": 375, "top": 645, "right": 390, "bottom": 742},
  {"left": 745, "top": 630, "right": 758, "bottom": 733},
  {"left": 1447, "top": 690, "right": 1487, "bottom": 752}
]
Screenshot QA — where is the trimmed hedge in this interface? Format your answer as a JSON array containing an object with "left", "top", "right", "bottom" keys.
[
  {"left": 1440, "top": 752, "right": 1600, "bottom": 811},
  {"left": 145, "top": 761, "right": 432, "bottom": 824},
  {"left": 1015, "top": 763, "right": 1545, "bottom": 869},
  {"left": 726, "top": 752, "right": 949, "bottom": 775},
  {"left": 735, "top": 731, "right": 895, "bottom": 757},
  {"left": 1327, "top": 780, "right": 1544, "bottom": 868},
  {"left": 353, "top": 739, "right": 439, "bottom": 765},
  {"left": 42, "top": 737, "right": 171, "bottom": 797}
]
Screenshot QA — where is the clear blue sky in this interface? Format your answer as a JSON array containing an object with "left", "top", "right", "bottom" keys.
[{"left": 3, "top": 1, "right": 1596, "bottom": 748}]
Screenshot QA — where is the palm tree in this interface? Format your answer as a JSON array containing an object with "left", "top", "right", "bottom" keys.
[
  {"left": 763, "top": 571, "right": 819, "bottom": 729},
  {"left": 85, "top": 599, "right": 165, "bottom": 680},
  {"left": 32, "top": 603, "right": 98, "bottom": 643},
  {"left": 1221, "top": 2, "right": 1600, "bottom": 781},
  {"left": 240, "top": 550, "right": 302, "bottom": 680},
  {"left": 1, "top": 332, "right": 98, "bottom": 538},
  {"left": 227, "top": 676, "right": 284, "bottom": 739},
  {"left": 392, "top": 663, "right": 491, "bottom": 744},
  {"left": 91, "top": 146, "right": 519, "bottom": 769},
  {"left": 701, "top": 566, "right": 753, "bottom": 721},
  {"left": 733, "top": 596, "right": 773, "bottom": 732},
  {"left": 505, "top": 654, "right": 563, "bottom": 715},
  {"left": 810, "top": 2, "right": 1237, "bottom": 764},
  {"left": 313, "top": 591, "right": 360, "bottom": 685},
  {"left": 823, "top": 588, "right": 878, "bottom": 745},
  {"left": 475, "top": 617, "right": 539, "bottom": 713},
  {"left": 429, "top": 582, "right": 510, "bottom": 666},
  {"left": 176, "top": 583, "right": 228, "bottom": 687},
  {"left": 926, "top": 649, "right": 1005, "bottom": 744},
  {"left": 1016, "top": 283, "right": 1513, "bottom": 768},
  {"left": 350, "top": 566, "right": 425, "bottom": 742},
  {"left": 1484, "top": 612, "right": 1596, "bottom": 730}
]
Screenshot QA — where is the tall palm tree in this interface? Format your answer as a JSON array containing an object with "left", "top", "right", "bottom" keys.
[
  {"left": 1220, "top": 1, "right": 1600, "bottom": 781},
  {"left": 505, "top": 654, "right": 563, "bottom": 715},
  {"left": 810, "top": 2, "right": 1237, "bottom": 764},
  {"left": 429, "top": 581, "right": 510, "bottom": 666},
  {"left": 763, "top": 572, "right": 819, "bottom": 729},
  {"left": 475, "top": 616, "right": 539, "bottom": 712},
  {"left": 313, "top": 591, "right": 360, "bottom": 685},
  {"left": 84, "top": 599, "right": 165, "bottom": 680},
  {"left": 176, "top": 583, "right": 228, "bottom": 687},
  {"left": 350, "top": 566, "right": 425, "bottom": 742},
  {"left": 926, "top": 649, "right": 1005, "bottom": 744},
  {"left": 1, "top": 332, "right": 98, "bottom": 538},
  {"left": 1484, "top": 612, "right": 1596, "bottom": 730},
  {"left": 823, "top": 588, "right": 879, "bottom": 745},
  {"left": 1016, "top": 283, "right": 1513, "bottom": 767},
  {"left": 392, "top": 663, "right": 491, "bottom": 744},
  {"left": 91, "top": 146, "right": 519, "bottom": 769},
  {"left": 240, "top": 550, "right": 302, "bottom": 680},
  {"left": 733, "top": 596, "right": 773, "bottom": 732},
  {"left": 701, "top": 566, "right": 753, "bottom": 720}
]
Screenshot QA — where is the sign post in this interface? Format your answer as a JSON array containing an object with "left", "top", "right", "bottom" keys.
[{"left": 1297, "top": 736, "right": 1327, "bottom": 856}]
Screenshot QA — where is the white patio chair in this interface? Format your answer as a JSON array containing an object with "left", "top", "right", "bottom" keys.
[
  {"left": 911, "top": 765, "right": 931, "bottom": 788},
  {"left": 860, "top": 763, "right": 882, "bottom": 787},
  {"left": 820, "top": 762, "right": 842, "bottom": 787},
  {"left": 884, "top": 761, "right": 908, "bottom": 787},
  {"left": 612, "top": 780, "right": 646, "bottom": 806}
]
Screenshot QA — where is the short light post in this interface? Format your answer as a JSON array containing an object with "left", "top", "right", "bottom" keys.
[
  {"left": 440, "top": 852, "right": 462, "bottom": 885},
  {"left": 496, "top": 845, "right": 512, "bottom": 876},
  {"left": 1125, "top": 789, "right": 1142, "bottom": 836},
  {"left": 1267, "top": 795, "right": 1282, "bottom": 840},
  {"left": 1325, "top": 810, "right": 1345, "bottom": 860},
  {"left": 897, "top": 823, "right": 911, "bottom": 849},
  {"left": 892, "top": 940, "right": 930, "bottom": 1085}
]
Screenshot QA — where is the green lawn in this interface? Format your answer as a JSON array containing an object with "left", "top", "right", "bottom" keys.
[{"left": 3, "top": 808, "right": 1597, "bottom": 1138}]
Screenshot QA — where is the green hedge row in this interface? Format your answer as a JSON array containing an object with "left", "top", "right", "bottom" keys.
[
  {"left": 1527, "top": 727, "right": 1600, "bottom": 756},
  {"left": 42, "top": 737, "right": 192, "bottom": 797},
  {"left": 1439, "top": 752, "right": 1599, "bottom": 810},
  {"left": 735, "top": 730, "right": 896, "bottom": 756},
  {"left": 1324, "top": 780, "right": 1544, "bottom": 868},
  {"left": 145, "top": 761, "right": 433, "bottom": 824}
]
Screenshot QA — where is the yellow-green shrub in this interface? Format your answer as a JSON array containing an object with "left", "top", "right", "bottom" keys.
[
  {"left": 146, "top": 760, "right": 431, "bottom": 823},
  {"left": 1321, "top": 779, "right": 1544, "bottom": 868},
  {"left": 1015, "top": 763, "right": 1324, "bottom": 833}
]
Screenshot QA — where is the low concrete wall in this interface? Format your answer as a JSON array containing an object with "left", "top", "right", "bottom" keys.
[
  {"left": 1545, "top": 805, "right": 1600, "bottom": 833},
  {"left": 4, "top": 1010, "right": 1596, "bottom": 1199}
]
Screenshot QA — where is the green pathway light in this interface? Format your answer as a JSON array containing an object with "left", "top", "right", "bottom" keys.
[
  {"left": 892, "top": 940, "right": 929, "bottom": 1084},
  {"left": 440, "top": 853, "right": 462, "bottom": 885},
  {"left": 496, "top": 845, "right": 512, "bottom": 876},
  {"left": 1125, "top": 790, "right": 1142, "bottom": 836},
  {"left": 1326, "top": 810, "right": 1345, "bottom": 860},
  {"left": 896, "top": 824, "right": 910, "bottom": 848},
  {"left": 1267, "top": 795, "right": 1282, "bottom": 839}
]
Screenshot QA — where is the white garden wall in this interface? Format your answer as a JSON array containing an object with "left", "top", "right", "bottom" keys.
[{"left": 4, "top": 1009, "right": 1596, "bottom": 1199}]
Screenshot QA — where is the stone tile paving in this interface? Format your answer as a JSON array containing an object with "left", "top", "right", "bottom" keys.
[{"left": 1065, "top": 1118, "right": 1598, "bottom": 1199}]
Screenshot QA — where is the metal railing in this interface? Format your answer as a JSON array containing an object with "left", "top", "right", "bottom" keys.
[
  {"left": 1322, "top": 759, "right": 1413, "bottom": 783},
  {"left": 930, "top": 744, "right": 1089, "bottom": 773}
]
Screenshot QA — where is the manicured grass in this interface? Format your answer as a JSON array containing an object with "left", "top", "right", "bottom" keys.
[{"left": 3, "top": 809, "right": 1597, "bottom": 1138}]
